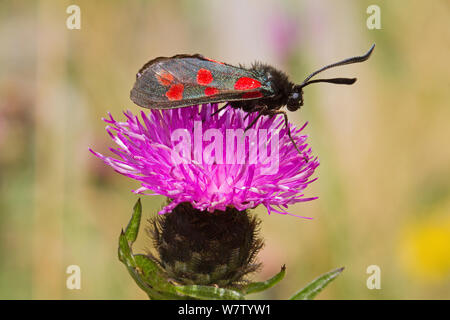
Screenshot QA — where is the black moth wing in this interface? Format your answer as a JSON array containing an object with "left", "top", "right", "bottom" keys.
[{"left": 130, "top": 54, "right": 275, "bottom": 109}]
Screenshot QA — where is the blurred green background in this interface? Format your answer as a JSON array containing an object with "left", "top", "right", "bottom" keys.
[{"left": 0, "top": 0, "right": 449, "bottom": 299}]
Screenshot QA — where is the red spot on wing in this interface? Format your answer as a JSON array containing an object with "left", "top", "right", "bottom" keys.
[
  {"left": 156, "top": 71, "right": 174, "bottom": 86},
  {"left": 204, "top": 87, "right": 219, "bottom": 96},
  {"left": 242, "top": 91, "right": 263, "bottom": 99},
  {"left": 166, "top": 84, "right": 184, "bottom": 100},
  {"left": 234, "top": 77, "right": 262, "bottom": 90},
  {"left": 197, "top": 68, "right": 213, "bottom": 85}
]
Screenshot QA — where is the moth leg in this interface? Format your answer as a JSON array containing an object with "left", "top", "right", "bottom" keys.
[
  {"left": 242, "top": 106, "right": 263, "bottom": 122},
  {"left": 211, "top": 103, "right": 230, "bottom": 117},
  {"left": 245, "top": 113, "right": 263, "bottom": 132},
  {"left": 244, "top": 106, "right": 267, "bottom": 131},
  {"left": 271, "top": 110, "right": 309, "bottom": 163}
]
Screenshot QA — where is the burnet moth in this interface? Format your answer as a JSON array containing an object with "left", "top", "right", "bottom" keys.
[{"left": 130, "top": 44, "right": 375, "bottom": 155}]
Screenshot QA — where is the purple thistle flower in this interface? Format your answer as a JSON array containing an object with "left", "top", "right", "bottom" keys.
[{"left": 90, "top": 104, "right": 319, "bottom": 217}]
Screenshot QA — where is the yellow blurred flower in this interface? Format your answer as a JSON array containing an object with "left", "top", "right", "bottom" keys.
[{"left": 398, "top": 209, "right": 450, "bottom": 283}]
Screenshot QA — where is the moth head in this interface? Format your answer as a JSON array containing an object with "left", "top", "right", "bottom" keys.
[{"left": 286, "top": 86, "right": 304, "bottom": 112}]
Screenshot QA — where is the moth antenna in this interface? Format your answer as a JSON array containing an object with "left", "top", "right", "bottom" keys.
[
  {"left": 300, "top": 44, "right": 375, "bottom": 87},
  {"left": 301, "top": 77, "right": 357, "bottom": 87}
]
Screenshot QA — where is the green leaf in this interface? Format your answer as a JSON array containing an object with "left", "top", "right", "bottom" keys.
[
  {"left": 118, "top": 230, "right": 165, "bottom": 300},
  {"left": 125, "top": 198, "right": 142, "bottom": 243},
  {"left": 243, "top": 265, "right": 286, "bottom": 295},
  {"left": 124, "top": 264, "right": 168, "bottom": 300},
  {"left": 118, "top": 230, "right": 135, "bottom": 267},
  {"left": 118, "top": 199, "right": 248, "bottom": 300},
  {"left": 118, "top": 201, "right": 184, "bottom": 299},
  {"left": 133, "top": 255, "right": 179, "bottom": 295},
  {"left": 289, "top": 267, "right": 344, "bottom": 300},
  {"left": 175, "top": 285, "right": 244, "bottom": 300}
]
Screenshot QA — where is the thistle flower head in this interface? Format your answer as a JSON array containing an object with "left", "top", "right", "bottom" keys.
[
  {"left": 147, "top": 202, "right": 263, "bottom": 288},
  {"left": 90, "top": 104, "right": 319, "bottom": 217}
]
